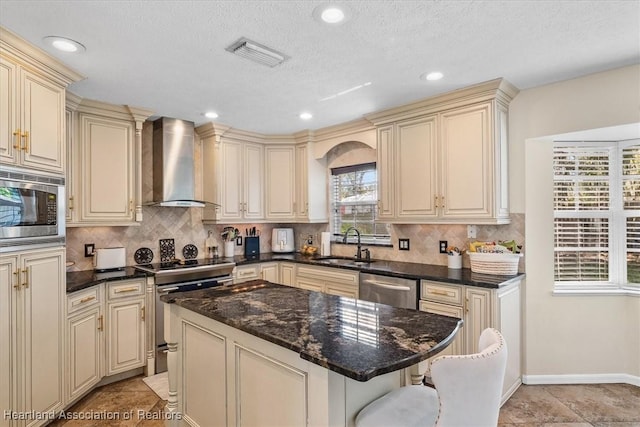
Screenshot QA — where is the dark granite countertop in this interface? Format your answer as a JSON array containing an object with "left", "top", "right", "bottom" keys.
[
  {"left": 66, "top": 267, "right": 148, "bottom": 293},
  {"left": 161, "top": 280, "right": 463, "bottom": 382},
  {"left": 232, "top": 253, "right": 524, "bottom": 289}
]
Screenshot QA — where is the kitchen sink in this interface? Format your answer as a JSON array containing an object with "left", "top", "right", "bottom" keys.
[{"left": 314, "top": 256, "right": 375, "bottom": 265}]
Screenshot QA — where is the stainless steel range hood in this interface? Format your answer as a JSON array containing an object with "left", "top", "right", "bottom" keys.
[{"left": 150, "top": 117, "right": 207, "bottom": 207}]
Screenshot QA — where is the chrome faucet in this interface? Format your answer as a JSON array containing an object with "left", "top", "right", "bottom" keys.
[{"left": 342, "top": 226, "right": 362, "bottom": 259}]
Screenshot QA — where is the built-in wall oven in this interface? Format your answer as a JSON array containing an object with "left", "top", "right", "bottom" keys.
[
  {"left": 134, "top": 259, "right": 235, "bottom": 373},
  {"left": 0, "top": 170, "right": 65, "bottom": 252}
]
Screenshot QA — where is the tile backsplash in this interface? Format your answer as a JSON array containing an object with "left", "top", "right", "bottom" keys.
[{"left": 67, "top": 207, "right": 524, "bottom": 273}]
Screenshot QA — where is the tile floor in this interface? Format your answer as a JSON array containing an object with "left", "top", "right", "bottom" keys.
[{"left": 50, "top": 377, "right": 639, "bottom": 426}]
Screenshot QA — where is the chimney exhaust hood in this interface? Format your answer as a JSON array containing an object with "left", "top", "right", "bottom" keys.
[{"left": 150, "top": 117, "right": 208, "bottom": 208}]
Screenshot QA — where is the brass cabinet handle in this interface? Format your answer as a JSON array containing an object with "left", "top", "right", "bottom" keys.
[
  {"left": 441, "top": 196, "right": 445, "bottom": 208},
  {"left": 13, "top": 271, "right": 20, "bottom": 290},
  {"left": 141, "top": 306, "right": 145, "bottom": 321},
  {"left": 129, "top": 199, "right": 133, "bottom": 213},
  {"left": 80, "top": 295, "right": 96, "bottom": 304},
  {"left": 21, "top": 268, "right": 28, "bottom": 288},
  {"left": 12, "top": 129, "right": 21, "bottom": 149},
  {"left": 21, "top": 131, "right": 29, "bottom": 152},
  {"left": 465, "top": 297, "right": 469, "bottom": 314},
  {"left": 98, "top": 315, "right": 104, "bottom": 331},
  {"left": 114, "top": 286, "right": 138, "bottom": 293},
  {"left": 434, "top": 195, "right": 439, "bottom": 208},
  {"left": 69, "top": 196, "right": 74, "bottom": 210},
  {"left": 429, "top": 289, "right": 451, "bottom": 297}
]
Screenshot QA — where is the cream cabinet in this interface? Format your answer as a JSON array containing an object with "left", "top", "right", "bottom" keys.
[
  {"left": 419, "top": 278, "right": 522, "bottom": 403},
  {"left": 0, "top": 27, "right": 82, "bottom": 175},
  {"left": 66, "top": 285, "right": 104, "bottom": 403},
  {"left": 369, "top": 79, "right": 516, "bottom": 225},
  {"left": 294, "top": 142, "right": 328, "bottom": 222},
  {"left": 265, "top": 145, "right": 296, "bottom": 221},
  {"left": 279, "top": 263, "right": 296, "bottom": 287},
  {"left": 260, "top": 262, "right": 279, "bottom": 283},
  {"left": 234, "top": 263, "right": 279, "bottom": 284},
  {"left": 66, "top": 98, "right": 152, "bottom": 226},
  {"left": 216, "top": 140, "right": 264, "bottom": 222},
  {"left": 295, "top": 265, "right": 359, "bottom": 298},
  {"left": 106, "top": 279, "right": 146, "bottom": 376},
  {"left": 1, "top": 247, "right": 65, "bottom": 427}
]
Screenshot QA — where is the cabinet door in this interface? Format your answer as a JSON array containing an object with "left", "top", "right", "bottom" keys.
[
  {"left": 325, "top": 283, "right": 358, "bottom": 299},
  {"left": 297, "top": 278, "right": 324, "bottom": 293},
  {"left": 376, "top": 125, "right": 395, "bottom": 219},
  {"left": 295, "top": 144, "right": 308, "bottom": 219},
  {"left": 106, "top": 297, "right": 145, "bottom": 375},
  {"left": 280, "top": 263, "right": 295, "bottom": 287},
  {"left": 65, "top": 108, "right": 77, "bottom": 222},
  {"left": 219, "top": 140, "right": 244, "bottom": 220},
  {"left": 419, "top": 301, "right": 464, "bottom": 356},
  {"left": 395, "top": 116, "right": 438, "bottom": 220},
  {"left": 21, "top": 69, "right": 66, "bottom": 173},
  {"left": 21, "top": 248, "right": 65, "bottom": 423},
  {"left": 260, "top": 263, "right": 279, "bottom": 283},
  {"left": 0, "top": 255, "right": 18, "bottom": 427},
  {"left": 244, "top": 143, "right": 264, "bottom": 220},
  {"left": 0, "top": 56, "right": 18, "bottom": 167},
  {"left": 265, "top": 146, "right": 295, "bottom": 220},
  {"left": 464, "top": 287, "right": 492, "bottom": 354},
  {"left": 234, "top": 265, "right": 260, "bottom": 284},
  {"left": 79, "top": 114, "right": 134, "bottom": 222},
  {"left": 440, "top": 103, "right": 493, "bottom": 219},
  {"left": 68, "top": 305, "right": 102, "bottom": 402}
]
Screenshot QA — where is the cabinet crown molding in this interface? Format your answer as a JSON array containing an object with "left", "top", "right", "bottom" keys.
[
  {"left": 68, "top": 94, "right": 153, "bottom": 122},
  {"left": 365, "top": 78, "right": 520, "bottom": 126},
  {"left": 1, "top": 26, "right": 85, "bottom": 86}
]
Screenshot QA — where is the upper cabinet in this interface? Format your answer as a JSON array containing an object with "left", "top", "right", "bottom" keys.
[
  {"left": 295, "top": 141, "right": 328, "bottom": 223},
  {"left": 66, "top": 97, "right": 152, "bottom": 226},
  {"left": 0, "top": 27, "right": 83, "bottom": 175},
  {"left": 265, "top": 145, "right": 296, "bottom": 221},
  {"left": 368, "top": 78, "right": 517, "bottom": 224},
  {"left": 201, "top": 126, "right": 265, "bottom": 223}
]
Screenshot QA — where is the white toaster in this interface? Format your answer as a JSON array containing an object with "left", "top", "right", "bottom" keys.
[{"left": 94, "top": 247, "right": 126, "bottom": 270}]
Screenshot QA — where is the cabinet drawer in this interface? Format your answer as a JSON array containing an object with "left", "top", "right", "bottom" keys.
[
  {"left": 107, "top": 280, "right": 145, "bottom": 300},
  {"left": 419, "top": 300, "right": 464, "bottom": 319},
  {"left": 297, "top": 265, "right": 358, "bottom": 286},
  {"left": 67, "top": 285, "right": 102, "bottom": 315},
  {"left": 235, "top": 265, "right": 260, "bottom": 283},
  {"left": 421, "top": 281, "right": 463, "bottom": 305}
]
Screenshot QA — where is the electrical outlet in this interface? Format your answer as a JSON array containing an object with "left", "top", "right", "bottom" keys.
[
  {"left": 236, "top": 236, "right": 243, "bottom": 246},
  {"left": 439, "top": 240, "right": 448, "bottom": 254},
  {"left": 399, "top": 238, "right": 410, "bottom": 251},
  {"left": 84, "top": 243, "right": 95, "bottom": 257},
  {"left": 467, "top": 225, "right": 477, "bottom": 239}
]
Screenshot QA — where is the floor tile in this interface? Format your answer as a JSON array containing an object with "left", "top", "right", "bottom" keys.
[
  {"left": 545, "top": 384, "right": 640, "bottom": 423},
  {"left": 498, "top": 385, "right": 586, "bottom": 424}
]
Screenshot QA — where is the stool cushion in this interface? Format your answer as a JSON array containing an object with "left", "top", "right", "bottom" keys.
[{"left": 355, "top": 385, "right": 439, "bottom": 427}]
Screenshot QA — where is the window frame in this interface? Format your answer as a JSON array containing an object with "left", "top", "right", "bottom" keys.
[
  {"left": 553, "top": 139, "right": 640, "bottom": 295},
  {"left": 330, "top": 162, "right": 391, "bottom": 246}
]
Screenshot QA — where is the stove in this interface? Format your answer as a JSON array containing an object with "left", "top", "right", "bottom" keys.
[{"left": 134, "top": 258, "right": 236, "bottom": 285}]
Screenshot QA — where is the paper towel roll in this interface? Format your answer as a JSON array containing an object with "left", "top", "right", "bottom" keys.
[{"left": 321, "top": 232, "right": 331, "bottom": 256}]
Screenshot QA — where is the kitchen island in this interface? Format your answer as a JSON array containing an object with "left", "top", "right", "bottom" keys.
[{"left": 161, "top": 280, "right": 462, "bottom": 427}]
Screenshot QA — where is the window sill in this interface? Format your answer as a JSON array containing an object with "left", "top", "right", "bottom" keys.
[{"left": 553, "top": 287, "right": 640, "bottom": 297}]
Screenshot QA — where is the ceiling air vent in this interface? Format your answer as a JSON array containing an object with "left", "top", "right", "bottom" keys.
[{"left": 225, "top": 37, "right": 289, "bottom": 68}]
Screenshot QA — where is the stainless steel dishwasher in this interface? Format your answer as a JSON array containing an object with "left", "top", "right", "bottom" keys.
[{"left": 358, "top": 273, "right": 419, "bottom": 309}]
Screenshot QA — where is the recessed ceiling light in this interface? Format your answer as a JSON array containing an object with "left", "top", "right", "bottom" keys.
[
  {"left": 313, "top": 3, "right": 352, "bottom": 25},
  {"left": 421, "top": 71, "right": 444, "bottom": 81},
  {"left": 43, "top": 36, "right": 85, "bottom": 53},
  {"left": 299, "top": 112, "right": 313, "bottom": 120},
  {"left": 204, "top": 111, "right": 219, "bottom": 119}
]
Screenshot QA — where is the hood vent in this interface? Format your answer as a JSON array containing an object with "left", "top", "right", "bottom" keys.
[
  {"left": 225, "top": 37, "right": 289, "bottom": 68},
  {"left": 150, "top": 117, "right": 207, "bottom": 208}
]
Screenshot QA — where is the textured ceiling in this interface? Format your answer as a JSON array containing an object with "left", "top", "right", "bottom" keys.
[{"left": 1, "top": 0, "right": 638, "bottom": 134}]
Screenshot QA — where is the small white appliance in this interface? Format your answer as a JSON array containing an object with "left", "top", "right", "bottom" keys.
[
  {"left": 271, "top": 228, "right": 294, "bottom": 253},
  {"left": 94, "top": 247, "right": 126, "bottom": 270}
]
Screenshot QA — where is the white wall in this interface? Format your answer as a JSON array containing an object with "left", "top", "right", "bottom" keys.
[{"left": 510, "top": 64, "right": 640, "bottom": 383}]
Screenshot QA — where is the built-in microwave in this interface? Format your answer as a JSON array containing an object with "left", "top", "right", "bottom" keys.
[{"left": 0, "top": 170, "right": 65, "bottom": 251}]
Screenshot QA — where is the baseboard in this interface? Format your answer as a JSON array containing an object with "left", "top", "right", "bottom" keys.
[{"left": 523, "top": 373, "right": 640, "bottom": 387}]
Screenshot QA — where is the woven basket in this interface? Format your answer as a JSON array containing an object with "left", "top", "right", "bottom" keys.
[{"left": 468, "top": 252, "right": 522, "bottom": 275}]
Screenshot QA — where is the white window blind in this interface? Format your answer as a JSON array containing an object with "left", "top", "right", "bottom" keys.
[
  {"left": 331, "top": 163, "right": 390, "bottom": 244},
  {"left": 553, "top": 140, "right": 640, "bottom": 291}
]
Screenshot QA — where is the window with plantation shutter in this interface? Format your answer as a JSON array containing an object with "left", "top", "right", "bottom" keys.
[
  {"left": 553, "top": 140, "right": 640, "bottom": 292},
  {"left": 331, "top": 163, "right": 390, "bottom": 245}
]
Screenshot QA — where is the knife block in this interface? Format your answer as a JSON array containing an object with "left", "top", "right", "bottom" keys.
[{"left": 244, "top": 237, "right": 260, "bottom": 257}]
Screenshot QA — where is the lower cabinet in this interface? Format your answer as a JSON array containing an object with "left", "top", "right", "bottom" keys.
[
  {"left": 234, "top": 262, "right": 280, "bottom": 284},
  {"left": 65, "top": 278, "right": 146, "bottom": 406},
  {"left": 419, "top": 278, "right": 522, "bottom": 403},
  {"left": 279, "top": 263, "right": 296, "bottom": 286},
  {"left": 1, "top": 247, "right": 65, "bottom": 427},
  {"left": 295, "top": 265, "right": 359, "bottom": 298}
]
